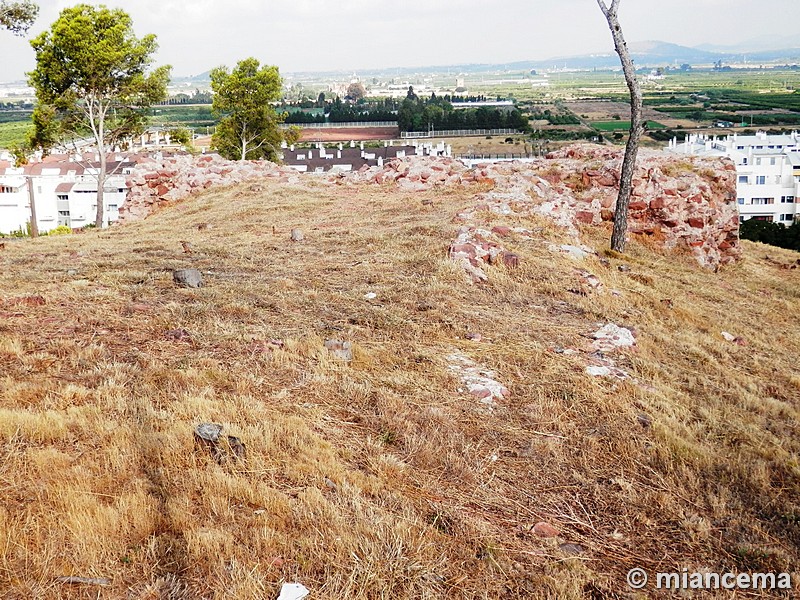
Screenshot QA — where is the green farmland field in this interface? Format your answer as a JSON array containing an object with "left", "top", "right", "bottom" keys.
[
  {"left": 0, "top": 121, "right": 29, "bottom": 149},
  {"left": 591, "top": 120, "right": 667, "bottom": 131}
]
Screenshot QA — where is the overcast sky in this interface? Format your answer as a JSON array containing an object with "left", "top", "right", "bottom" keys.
[{"left": 1, "top": 0, "right": 798, "bottom": 82}]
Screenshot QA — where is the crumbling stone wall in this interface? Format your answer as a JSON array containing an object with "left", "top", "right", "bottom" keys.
[{"left": 119, "top": 144, "right": 740, "bottom": 269}]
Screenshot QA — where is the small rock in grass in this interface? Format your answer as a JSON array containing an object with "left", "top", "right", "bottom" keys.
[
  {"left": 173, "top": 268, "right": 203, "bottom": 288},
  {"left": 290, "top": 228, "right": 304, "bottom": 242},
  {"left": 324, "top": 339, "right": 353, "bottom": 361},
  {"left": 559, "top": 543, "right": 585, "bottom": 556},
  {"left": 533, "top": 522, "right": 560, "bottom": 538}
]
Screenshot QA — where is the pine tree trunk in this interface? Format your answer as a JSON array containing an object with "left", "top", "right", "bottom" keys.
[{"left": 597, "top": 0, "right": 643, "bottom": 253}]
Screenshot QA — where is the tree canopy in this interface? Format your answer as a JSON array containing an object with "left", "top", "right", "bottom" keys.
[
  {"left": 210, "top": 58, "right": 283, "bottom": 161},
  {"left": 0, "top": 0, "right": 37, "bottom": 34},
  {"left": 346, "top": 82, "right": 366, "bottom": 102},
  {"left": 28, "top": 3, "right": 170, "bottom": 227}
]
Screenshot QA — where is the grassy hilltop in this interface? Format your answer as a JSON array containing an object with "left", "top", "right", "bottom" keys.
[{"left": 1, "top": 178, "right": 799, "bottom": 598}]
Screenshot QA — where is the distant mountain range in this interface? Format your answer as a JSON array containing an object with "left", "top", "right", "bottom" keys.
[
  {"left": 506, "top": 40, "right": 800, "bottom": 71},
  {"left": 169, "top": 40, "right": 800, "bottom": 82}
]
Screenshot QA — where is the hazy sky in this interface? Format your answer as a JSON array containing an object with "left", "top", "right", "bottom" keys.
[{"left": 1, "top": 0, "right": 798, "bottom": 82}]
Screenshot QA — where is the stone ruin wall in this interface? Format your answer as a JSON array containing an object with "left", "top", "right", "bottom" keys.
[{"left": 119, "top": 144, "right": 740, "bottom": 269}]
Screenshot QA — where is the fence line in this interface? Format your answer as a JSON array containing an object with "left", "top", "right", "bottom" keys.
[
  {"left": 401, "top": 128, "right": 522, "bottom": 139},
  {"left": 280, "top": 121, "right": 398, "bottom": 129}
]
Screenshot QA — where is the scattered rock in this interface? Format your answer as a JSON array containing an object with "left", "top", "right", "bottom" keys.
[
  {"left": 164, "top": 328, "right": 191, "bottom": 341},
  {"left": 180, "top": 240, "right": 193, "bottom": 254},
  {"left": 447, "top": 352, "right": 509, "bottom": 409},
  {"left": 637, "top": 413, "right": 653, "bottom": 429},
  {"left": 194, "top": 423, "right": 246, "bottom": 464},
  {"left": 324, "top": 339, "right": 353, "bottom": 361},
  {"left": 290, "top": 228, "right": 304, "bottom": 242},
  {"left": 173, "top": 268, "right": 203, "bottom": 288},
  {"left": 364, "top": 292, "right": 377, "bottom": 300},
  {"left": 586, "top": 362, "right": 631, "bottom": 380},
  {"left": 721, "top": 331, "right": 736, "bottom": 342},
  {"left": 559, "top": 543, "right": 585, "bottom": 556},
  {"left": 556, "top": 244, "right": 594, "bottom": 260},
  {"left": 533, "top": 522, "right": 560, "bottom": 538},
  {"left": 591, "top": 323, "right": 636, "bottom": 353}
]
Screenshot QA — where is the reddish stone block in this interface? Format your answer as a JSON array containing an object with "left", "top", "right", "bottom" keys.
[
  {"left": 533, "top": 522, "right": 560, "bottom": 538},
  {"left": 649, "top": 197, "right": 665, "bottom": 209},
  {"left": 501, "top": 252, "right": 520, "bottom": 268},
  {"left": 491, "top": 226, "right": 511, "bottom": 237},
  {"left": 601, "top": 209, "right": 615, "bottom": 221},
  {"left": 687, "top": 217, "right": 705, "bottom": 228},
  {"left": 628, "top": 201, "right": 648, "bottom": 211},
  {"left": 689, "top": 240, "right": 704, "bottom": 247},
  {"left": 576, "top": 211, "right": 595, "bottom": 224},
  {"left": 156, "top": 184, "right": 169, "bottom": 197}
]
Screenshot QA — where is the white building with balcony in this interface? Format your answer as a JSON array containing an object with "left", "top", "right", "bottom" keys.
[
  {"left": 0, "top": 154, "right": 131, "bottom": 235},
  {"left": 666, "top": 131, "right": 800, "bottom": 225}
]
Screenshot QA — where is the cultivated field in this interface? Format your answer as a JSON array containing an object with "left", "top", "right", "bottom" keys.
[
  {"left": 298, "top": 126, "right": 399, "bottom": 143},
  {"left": 1, "top": 176, "right": 799, "bottom": 598}
]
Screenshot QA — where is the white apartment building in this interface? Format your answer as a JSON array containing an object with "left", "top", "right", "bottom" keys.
[
  {"left": 666, "top": 131, "right": 800, "bottom": 225},
  {"left": 0, "top": 154, "right": 131, "bottom": 234}
]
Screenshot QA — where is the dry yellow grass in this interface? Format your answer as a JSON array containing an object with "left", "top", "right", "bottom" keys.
[{"left": 0, "top": 177, "right": 799, "bottom": 598}]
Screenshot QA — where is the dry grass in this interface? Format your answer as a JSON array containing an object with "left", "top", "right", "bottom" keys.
[{"left": 1, "top": 177, "right": 799, "bottom": 598}]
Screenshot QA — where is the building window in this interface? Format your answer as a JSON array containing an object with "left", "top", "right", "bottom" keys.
[
  {"left": 739, "top": 216, "right": 745, "bottom": 223},
  {"left": 756, "top": 158, "right": 761, "bottom": 166},
  {"left": 781, "top": 196, "right": 795, "bottom": 203},
  {"left": 756, "top": 175, "right": 766, "bottom": 185},
  {"left": 781, "top": 214, "right": 794, "bottom": 221},
  {"left": 751, "top": 197, "right": 775, "bottom": 205},
  {"left": 58, "top": 210, "right": 70, "bottom": 217},
  {"left": 742, "top": 157, "right": 748, "bottom": 165},
  {"left": 752, "top": 215, "right": 774, "bottom": 222},
  {"left": 108, "top": 204, "right": 118, "bottom": 211},
  {"left": 738, "top": 175, "right": 749, "bottom": 184},
  {"left": 737, "top": 197, "right": 745, "bottom": 205},
  {"left": 770, "top": 157, "right": 776, "bottom": 165},
  {"left": 0, "top": 186, "right": 16, "bottom": 193}
]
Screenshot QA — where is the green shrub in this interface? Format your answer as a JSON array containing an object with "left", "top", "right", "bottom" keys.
[{"left": 49, "top": 225, "right": 72, "bottom": 236}]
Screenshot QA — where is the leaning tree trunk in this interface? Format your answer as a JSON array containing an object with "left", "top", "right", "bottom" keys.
[
  {"left": 96, "top": 149, "right": 106, "bottom": 228},
  {"left": 597, "top": 0, "right": 643, "bottom": 253}
]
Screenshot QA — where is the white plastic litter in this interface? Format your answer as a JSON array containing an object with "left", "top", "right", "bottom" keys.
[{"left": 277, "top": 582, "right": 310, "bottom": 600}]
